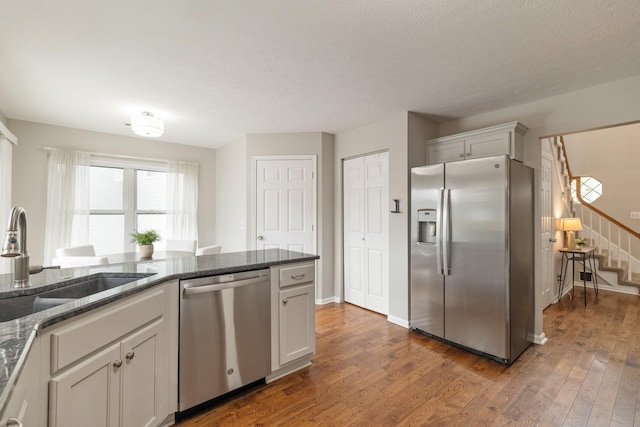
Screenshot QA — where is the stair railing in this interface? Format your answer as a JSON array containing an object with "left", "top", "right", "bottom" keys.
[
  {"left": 558, "top": 135, "right": 639, "bottom": 283},
  {"left": 575, "top": 202, "right": 640, "bottom": 282}
]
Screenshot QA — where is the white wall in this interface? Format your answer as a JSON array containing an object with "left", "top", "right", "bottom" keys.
[
  {"left": 334, "top": 112, "right": 438, "bottom": 325},
  {"left": 438, "top": 74, "right": 640, "bottom": 342},
  {"left": 215, "top": 136, "right": 247, "bottom": 252},
  {"left": 8, "top": 119, "right": 217, "bottom": 265},
  {"left": 564, "top": 122, "right": 640, "bottom": 231}
]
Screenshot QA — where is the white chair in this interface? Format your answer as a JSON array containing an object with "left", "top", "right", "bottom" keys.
[
  {"left": 165, "top": 239, "right": 197, "bottom": 254},
  {"left": 53, "top": 256, "right": 109, "bottom": 268},
  {"left": 55, "top": 244, "right": 96, "bottom": 258},
  {"left": 196, "top": 245, "right": 222, "bottom": 256}
]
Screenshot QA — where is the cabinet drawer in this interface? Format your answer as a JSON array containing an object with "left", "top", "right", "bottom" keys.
[
  {"left": 279, "top": 263, "right": 314, "bottom": 287},
  {"left": 49, "top": 287, "right": 166, "bottom": 374}
]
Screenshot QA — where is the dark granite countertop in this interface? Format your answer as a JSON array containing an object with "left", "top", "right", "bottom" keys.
[{"left": 0, "top": 249, "right": 318, "bottom": 417}]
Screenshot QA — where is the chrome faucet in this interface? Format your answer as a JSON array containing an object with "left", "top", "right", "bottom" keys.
[{"left": 1, "top": 207, "right": 30, "bottom": 288}]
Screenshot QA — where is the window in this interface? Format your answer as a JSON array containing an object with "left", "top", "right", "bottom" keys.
[
  {"left": 571, "top": 176, "right": 602, "bottom": 204},
  {"left": 89, "top": 161, "right": 167, "bottom": 255}
]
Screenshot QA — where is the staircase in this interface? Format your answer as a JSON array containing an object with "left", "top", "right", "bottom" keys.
[
  {"left": 575, "top": 203, "right": 640, "bottom": 293},
  {"left": 594, "top": 250, "right": 640, "bottom": 289},
  {"left": 551, "top": 135, "right": 640, "bottom": 294}
]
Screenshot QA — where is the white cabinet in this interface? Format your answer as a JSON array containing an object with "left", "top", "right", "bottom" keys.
[
  {"left": 267, "top": 262, "right": 316, "bottom": 382},
  {"left": 43, "top": 283, "right": 174, "bottom": 427},
  {"left": 279, "top": 283, "right": 315, "bottom": 365},
  {"left": 0, "top": 338, "right": 42, "bottom": 427},
  {"left": 49, "top": 342, "right": 121, "bottom": 427},
  {"left": 425, "top": 121, "right": 528, "bottom": 165}
]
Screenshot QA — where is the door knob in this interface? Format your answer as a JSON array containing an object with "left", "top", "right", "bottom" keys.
[
  {"left": 125, "top": 351, "right": 135, "bottom": 361},
  {"left": 257, "top": 235, "right": 264, "bottom": 240},
  {"left": 282, "top": 299, "right": 288, "bottom": 304},
  {"left": 113, "top": 360, "right": 122, "bottom": 368},
  {"left": 549, "top": 237, "right": 557, "bottom": 242}
]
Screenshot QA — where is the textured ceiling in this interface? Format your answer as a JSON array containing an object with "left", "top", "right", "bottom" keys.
[{"left": 1, "top": 0, "right": 639, "bottom": 148}]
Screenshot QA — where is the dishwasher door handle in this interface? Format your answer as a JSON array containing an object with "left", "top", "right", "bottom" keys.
[{"left": 182, "top": 276, "right": 269, "bottom": 295}]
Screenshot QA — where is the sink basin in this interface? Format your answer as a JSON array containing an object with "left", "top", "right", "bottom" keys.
[{"left": 0, "top": 273, "right": 155, "bottom": 322}]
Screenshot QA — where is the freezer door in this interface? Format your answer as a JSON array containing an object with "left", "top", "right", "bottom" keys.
[
  {"left": 444, "top": 156, "right": 510, "bottom": 360},
  {"left": 410, "top": 164, "right": 445, "bottom": 338}
]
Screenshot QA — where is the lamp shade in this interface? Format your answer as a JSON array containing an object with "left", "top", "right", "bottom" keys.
[
  {"left": 130, "top": 112, "right": 164, "bottom": 137},
  {"left": 560, "top": 217, "right": 582, "bottom": 231}
]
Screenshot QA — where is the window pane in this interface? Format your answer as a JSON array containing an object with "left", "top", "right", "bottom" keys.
[
  {"left": 90, "top": 166, "right": 123, "bottom": 210},
  {"left": 90, "top": 214, "right": 125, "bottom": 255},
  {"left": 137, "top": 170, "right": 166, "bottom": 211}
]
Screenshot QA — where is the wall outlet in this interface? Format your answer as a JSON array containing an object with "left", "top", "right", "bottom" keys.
[{"left": 631, "top": 212, "right": 640, "bottom": 219}]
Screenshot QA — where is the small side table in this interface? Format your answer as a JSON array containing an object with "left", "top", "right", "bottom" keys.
[{"left": 558, "top": 247, "right": 598, "bottom": 306}]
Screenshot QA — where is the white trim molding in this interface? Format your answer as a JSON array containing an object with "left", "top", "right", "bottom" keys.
[
  {"left": 0, "top": 121, "right": 17, "bottom": 145},
  {"left": 387, "top": 315, "right": 409, "bottom": 329}
]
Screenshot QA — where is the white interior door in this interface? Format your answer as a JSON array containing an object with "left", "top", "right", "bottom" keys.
[
  {"left": 255, "top": 158, "right": 315, "bottom": 253},
  {"left": 343, "top": 152, "right": 389, "bottom": 315},
  {"left": 541, "top": 152, "right": 555, "bottom": 307},
  {"left": 343, "top": 156, "right": 366, "bottom": 307}
]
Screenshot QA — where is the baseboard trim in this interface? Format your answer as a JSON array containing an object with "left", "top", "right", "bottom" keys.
[
  {"left": 316, "top": 296, "right": 341, "bottom": 305},
  {"left": 387, "top": 315, "right": 409, "bottom": 329},
  {"left": 266, "top": 358, "right": 312, "bottom": 383},
  {"left": 533, "top": 332, "right": 548, "bottom": 345}
]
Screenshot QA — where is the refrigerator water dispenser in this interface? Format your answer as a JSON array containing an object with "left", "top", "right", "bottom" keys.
[{"left": 417, "top": 209, "right": 437, "bottom": 244}]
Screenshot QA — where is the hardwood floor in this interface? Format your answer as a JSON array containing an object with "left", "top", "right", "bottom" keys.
[{"left": 177, "top": 288, "right": 640, "bottom": 426}]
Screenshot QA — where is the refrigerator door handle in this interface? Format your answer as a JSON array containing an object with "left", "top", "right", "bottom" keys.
[
  {"left": 436, "top": 188, "right": 444, "bottom": 275},
  {"left": 442, "top": 188, "right": 451, "bottom": 275}
]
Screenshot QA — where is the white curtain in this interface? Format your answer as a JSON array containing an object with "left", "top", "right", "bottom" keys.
[
  {"left": 43, "top": 150, "right": 90, "bottom": 265},
  {"left": 166, "top": 161, "right": 199, "bottom": 241}
]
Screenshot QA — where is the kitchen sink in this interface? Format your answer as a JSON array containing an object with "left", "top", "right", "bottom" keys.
[{"left": 0, "top": 273, "right": 155, "bottom": 322}]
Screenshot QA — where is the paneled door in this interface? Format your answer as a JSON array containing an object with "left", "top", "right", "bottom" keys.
[
  {"left": 255, "top": 158, "right": 315, "bottom": 254},
  {"left": 343, "top": 152, "right": 389, "bottom": 315},
  {"left": 541, "top": 151, "right": 555, "bottom": 308}
]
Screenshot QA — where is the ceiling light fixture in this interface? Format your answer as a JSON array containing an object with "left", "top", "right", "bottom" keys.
[{"left": 130, "top": 111, "right": 164, "bottom": 137}]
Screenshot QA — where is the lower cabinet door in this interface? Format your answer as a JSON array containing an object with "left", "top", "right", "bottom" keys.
[
  {"left": 121, "top": 319, "right": 164, "bottom": 427},
  {"left": 279, "top": 284, "right": 315, "bottom": 365},
  {"left": 49, "top": 343, "right": 121, "bottom": 427}
]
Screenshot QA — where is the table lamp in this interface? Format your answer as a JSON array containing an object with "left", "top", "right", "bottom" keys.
[{"left": 560, "top": 217, "right": 582, "bottom": 250}]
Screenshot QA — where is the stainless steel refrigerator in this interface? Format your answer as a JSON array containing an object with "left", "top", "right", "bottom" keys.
[{"left": 410, "top": 155, "right": 533, "bottom": 364}]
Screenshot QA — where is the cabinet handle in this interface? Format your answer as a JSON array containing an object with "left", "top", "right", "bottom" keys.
[
  {"left": 465, "top": 152, "right": 470, "bottom": 156},
  {"left": 282, "top": 299, "right": 288, "bottom": 304},
  {"left": 257, "top": 235, "right": 264, "bottom": 240},
  {"left": 4, "top": 418, "right": 24, "bottom": 427},
  {"left": 125, "top": 351, "right": 135, "bottom": 361},
  {"left": 458, "top": 153, "right": 464, "bottom": 158},
  {"left": 290, "top": 273, "right": 305, "bottom": 280},
  {"left": 113, "top": 360, "right": 123, "bottom": 368}
]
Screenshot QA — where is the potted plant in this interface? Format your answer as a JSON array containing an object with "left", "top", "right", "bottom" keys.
[
  {"left": 130, "top": 230, "right": 160, "bottom": 258},
  {"left": 575, "top": 237, "right": 587, "bottom": 248}
]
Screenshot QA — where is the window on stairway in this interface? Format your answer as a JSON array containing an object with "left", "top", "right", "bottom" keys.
[
  {"left": 89, "top": 162, "right": 167, "bottom": 255},
  {"left": 571, "top": 176, "right": 602, "bottom": 204}
]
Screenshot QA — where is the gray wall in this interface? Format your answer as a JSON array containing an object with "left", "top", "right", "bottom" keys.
[
  {"left": 246, "top": 132, "right": 335, "bottom": 303},
  {"left": 215, "top": 135, "right": 247, "bottom": 252},
  {"left": 438, "top": 74, "right": 640, "bottom": 342},
  {"left": 333, "top": 112, "right": 437, "bottom": 325},
  {"left": 8, "top": 119, "right": 217, "bottom": 265},
  {"left": 216, "top": 132, "right": 335, "bottom": 303}
]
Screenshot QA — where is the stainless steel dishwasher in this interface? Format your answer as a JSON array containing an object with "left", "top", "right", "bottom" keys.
[{"left": 179, "top": 269, "right": 271, "bottom": 412}]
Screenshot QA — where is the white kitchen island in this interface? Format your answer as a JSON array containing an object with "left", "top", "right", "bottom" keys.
[{"left": 0, "top": 249, "right": 318, "bottom": 426}]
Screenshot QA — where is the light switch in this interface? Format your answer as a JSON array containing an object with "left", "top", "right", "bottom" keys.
[{"left": 631, "top": 212, "right": 640, "bottom": 219}]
